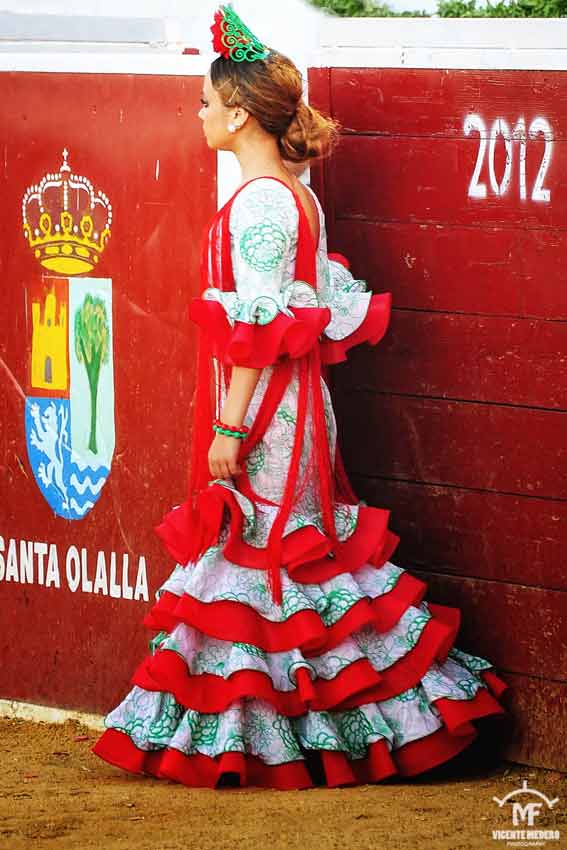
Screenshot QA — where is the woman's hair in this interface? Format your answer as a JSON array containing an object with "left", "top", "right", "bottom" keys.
[{"left": 210, "top": 49, "right": 341, "bottom": 163}]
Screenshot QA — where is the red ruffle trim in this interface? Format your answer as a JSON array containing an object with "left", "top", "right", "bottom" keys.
[
  {"left": 155, "top": 484, "right": 400, "bottom": 584},
  {"left": 91, "top": 728, "right": 314, "bottom": 790},
  {"left": 189, "top": 298, "right": 331, "bottom": 368},
  {"left": 142, "top": 591, "right": 463, "bottom": 704},
  {"left": 131, "top": 574, "right": 454, "bottom": 717},
  {"left": 479, "top": 668, "right": 510, "bottom": 699},
  {"left": 328, "top": 252, "right": 351, "bottom": 270},
  {"left": 144, "top": 592, "right": 375, "bottom": 655},
  {"left": 320, "top": 292, "right": 392, "bottom": 365},
  {"left": 433, "top": 670, "right": 509, "bottom": 736},
  {"left": 132, "top": 651, "right": 383, "bottom": 715},
  {"left": 143, "top": 566, "right": 425, "bottom": 653},
  {"left": 91, "top": 715, "right": 490, "bottom": 789},
  {"left": 92, "top": 618, "right": 510, "bottom": 789}
]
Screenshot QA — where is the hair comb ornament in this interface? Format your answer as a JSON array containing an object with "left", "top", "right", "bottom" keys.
[{"left": 210, "top": 3, "right": 270, "bottom": 63}]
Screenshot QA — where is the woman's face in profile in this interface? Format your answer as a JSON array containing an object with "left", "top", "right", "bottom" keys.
[{"left": 199, "top": 72, "right": 239, "bottom": 152}]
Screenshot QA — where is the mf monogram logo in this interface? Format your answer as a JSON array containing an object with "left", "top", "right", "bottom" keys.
[{"left": 512, "top": 800, "right": 544, "bottom": 827}]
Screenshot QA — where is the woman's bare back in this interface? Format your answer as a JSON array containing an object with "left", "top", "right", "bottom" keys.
[
  {"left": 237, "top": 171, "right": 320, "bottom": 247},
  {"left": 289, "top": 174, "right": 320, "bottom": 247}
]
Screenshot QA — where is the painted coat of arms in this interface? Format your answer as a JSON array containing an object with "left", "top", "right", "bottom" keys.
[{"left": 22, "top": 149, "right": 115, "bottom": 519}]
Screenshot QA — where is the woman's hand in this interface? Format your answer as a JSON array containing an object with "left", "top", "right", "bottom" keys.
[
  {"left": 208, "top": 432, "right": 243, "bottom": 480},
  {"left": 208, "top": 364, "right": 262, "bottom": 480}
]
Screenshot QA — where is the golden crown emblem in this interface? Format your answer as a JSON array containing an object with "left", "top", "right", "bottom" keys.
[{"left": 22, "top": 149, "right": 112, "bottom": 275}]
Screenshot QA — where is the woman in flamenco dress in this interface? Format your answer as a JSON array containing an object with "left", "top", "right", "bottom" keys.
[{"left": 91, "top": 4, "right": 510, "bottom": 790}]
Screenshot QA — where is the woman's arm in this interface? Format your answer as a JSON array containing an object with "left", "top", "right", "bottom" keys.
[
  {"left": 205, "top": 179, "right": 301, "bottom": 480},
  {"left": 207, "top": 364, "right": 262, "bottom": 480}
]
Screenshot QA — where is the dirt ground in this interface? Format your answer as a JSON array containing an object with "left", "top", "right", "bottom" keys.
[{"left": 0, "top": 716, "right": 565, "bottom": 850}]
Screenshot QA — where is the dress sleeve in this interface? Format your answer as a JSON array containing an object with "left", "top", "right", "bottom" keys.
[
  {"left": 189, "top": 178, "right": 331, "bottom": 369},
  {"left": 319, "top": 252, "right": 392, "bottom": 365}
]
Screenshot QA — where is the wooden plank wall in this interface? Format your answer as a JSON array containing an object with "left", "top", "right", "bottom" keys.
[
  {"left": 309, "top": 66, "right": 567, "bottom": 771},
  {"left": 0, "top": 72, "right": 215, "bottom": 714}
]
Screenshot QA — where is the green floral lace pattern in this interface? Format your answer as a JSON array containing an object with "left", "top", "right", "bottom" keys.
[
  {"left": 240, "top": 219, "right": 288, "bottom": 272},
  {"left": 151, "top": 620, "right": 364, "bottom": 691},
  {"left": 100, "top": 180, "right": 505, "bottom": 780},
  {"left": 105, "top": 632, "right": 495, "bottom": 761},
  {"left": 181, "top": 477, "right": 360, "bottom": 553},
  {"left": 202, "top": 279, "right": 320, "bottom": 327},
  {"left": 321, "top": 258, "right": 373, "bottom": 341},
  {"left": 157, "top": 560, "right": 405, "bottom": 629}
]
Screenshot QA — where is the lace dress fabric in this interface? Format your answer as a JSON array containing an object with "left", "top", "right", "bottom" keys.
[{"left": 91, "top": 178, "right": 510, "bottom": 790}]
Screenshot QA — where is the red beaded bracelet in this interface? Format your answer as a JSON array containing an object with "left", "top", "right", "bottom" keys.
[{"left": 213, "top": 418, "right": 249, "bottom": 436}]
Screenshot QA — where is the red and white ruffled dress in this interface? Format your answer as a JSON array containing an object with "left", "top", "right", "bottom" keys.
[{"left": 91, "top": 176, "right": 510, "bottom": 790}]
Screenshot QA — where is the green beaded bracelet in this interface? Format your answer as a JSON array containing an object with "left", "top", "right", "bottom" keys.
[{"left": 212, "top": 424, "right": 247, "bottom": 439}]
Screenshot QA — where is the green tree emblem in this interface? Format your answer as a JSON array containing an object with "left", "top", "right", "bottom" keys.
[{"left": 74, "top": 294, "right": 109, "bottom": 454}]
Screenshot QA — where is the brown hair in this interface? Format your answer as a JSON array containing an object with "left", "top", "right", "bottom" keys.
[{"left": 210, "top": 49, "right": 341, "bottom": 163}]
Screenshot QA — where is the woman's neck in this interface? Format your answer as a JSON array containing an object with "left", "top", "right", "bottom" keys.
[{"left": 233, "top": 136, "right": 293, "bottom": 188}]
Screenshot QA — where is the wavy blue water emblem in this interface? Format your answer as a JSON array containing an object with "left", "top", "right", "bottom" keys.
[{"left": 25, "top": 396, "right": 110, "bottom": 519}]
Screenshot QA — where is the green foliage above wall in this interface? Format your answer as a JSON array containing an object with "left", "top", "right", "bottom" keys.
[
  {"left": 308, "top": 0, "right": 567, "bottom": 16},
  {"left": 307, "top": 0, "right": 428, "bottom": 16},
  {"left": 438, "top": 0, "right": 566, "bottom": 14}
]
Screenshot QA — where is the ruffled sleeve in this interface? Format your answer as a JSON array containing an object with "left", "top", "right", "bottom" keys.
[
  {"left": 188, "top": 178, "right": 331, "bottom": 369},
  {"left": 318, "top": 252, "right": 392, "bottom": 365}
]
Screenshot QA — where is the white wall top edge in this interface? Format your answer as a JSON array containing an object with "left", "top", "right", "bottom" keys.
[
  {"left": 0, "top": 43, "right": 179, "bottom": 54},
  {"left": 319, "top": 17, "right": 567, "bottom": 49},
  {"left": 2, "top": 45, "right": 566, "bottom": 74},
  {"left": 1, "top": 15, "right": 567, "bottom": 73},
  {"left": 0, "top": 12, "right": 167, "bottom": 43},
  {"left": 0, "top": 51, "right": 210, "bottom": 74},
  {"left": 312, "top": 46, "right": 567, "bottom": 71},
  {"left": 313, "top": 17, "right": 567, "bottom": 71}
]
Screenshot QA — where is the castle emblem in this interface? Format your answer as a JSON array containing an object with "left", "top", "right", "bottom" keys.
[{"left": 22, "top": 150, "right": 115, "bottom": 519}]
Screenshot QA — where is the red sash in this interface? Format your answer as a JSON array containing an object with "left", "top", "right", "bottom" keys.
[{"left": 156, "top": 176, "right": 358, "bottom": 605}]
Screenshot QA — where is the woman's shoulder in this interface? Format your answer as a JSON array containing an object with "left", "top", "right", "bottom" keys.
[
  {"left": 232, "top": 176, "right": 298, "bottom": 206},
  {"left": 229, "top": 176, "right": 299, "bottom": 235}
]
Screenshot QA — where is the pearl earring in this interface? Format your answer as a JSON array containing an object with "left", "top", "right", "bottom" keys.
[{"left": 228, "top": 123, "right": 237, "bottom": 133}]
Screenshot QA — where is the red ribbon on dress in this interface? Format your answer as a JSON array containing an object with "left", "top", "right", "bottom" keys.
[{"left": 156, "top": 176, "right": 355, "bottom": 606}]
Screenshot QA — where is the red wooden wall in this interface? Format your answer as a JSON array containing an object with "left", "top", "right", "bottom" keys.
[
  {"left": 0, "top": 72, "right": 214, "bottom": 714},
  {"left": 309, "top": 66, "right": 567, "bottom": 771},
  {"left": 1, "top": 64, "right": 564, "bottom": 775}
]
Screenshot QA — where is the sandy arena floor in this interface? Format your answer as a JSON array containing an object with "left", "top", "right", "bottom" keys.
[{"left": 0, "top": 716, "right": 565, "bottom": 850}]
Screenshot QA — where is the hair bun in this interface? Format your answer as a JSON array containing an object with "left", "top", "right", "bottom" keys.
[
  {"left": 278, "top": 99, "right": 340, "bottom": 164},
  {"left": 210, "top": 49, "right": 341, "bottom": 164}
]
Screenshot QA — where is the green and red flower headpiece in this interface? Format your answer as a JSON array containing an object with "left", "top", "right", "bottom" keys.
[{"left": 210, "top": 3, "right": 270, "bottom": 63}]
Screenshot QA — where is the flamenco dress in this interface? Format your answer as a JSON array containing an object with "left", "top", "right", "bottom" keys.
[{"left": 91, "top": 175, "right": 510, "bottom": 790}]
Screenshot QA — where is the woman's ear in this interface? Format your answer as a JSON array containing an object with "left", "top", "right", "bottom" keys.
[{"left": 233, "top": 105, "right": 250, "bottom": 128}]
